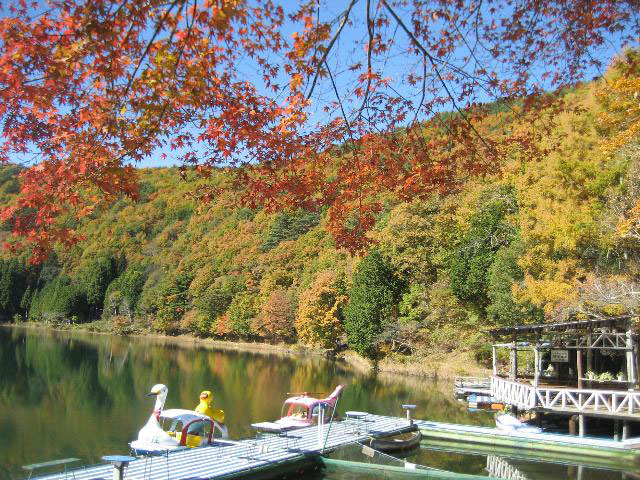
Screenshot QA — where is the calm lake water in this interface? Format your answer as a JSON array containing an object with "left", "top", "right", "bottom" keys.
[{"left": 0, "top": 327, "right": 633, "bottom": 479}]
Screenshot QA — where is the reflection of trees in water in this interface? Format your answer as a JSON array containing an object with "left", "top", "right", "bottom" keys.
[
  {"left": 0, "top": 327, "right": 490, "bottom": 479},
  {"left": 0, "top": 329, "right": 111, "bottom": 410}
]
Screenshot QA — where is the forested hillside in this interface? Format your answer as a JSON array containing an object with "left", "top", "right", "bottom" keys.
[{"left": 1, "top": 58, "right": 639, "bottom": 365}]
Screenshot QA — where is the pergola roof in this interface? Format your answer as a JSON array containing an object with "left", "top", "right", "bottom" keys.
[{"left": 488, "top": 316, "right": 631, "bottom": 337}]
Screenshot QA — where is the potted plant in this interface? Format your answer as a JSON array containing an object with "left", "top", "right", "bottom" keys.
[{"left": 598, "top": 372, "right": 614, "bottom": 382}]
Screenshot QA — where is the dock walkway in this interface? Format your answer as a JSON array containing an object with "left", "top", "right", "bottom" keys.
[
  {"left": 34, "top": 414, "right": 412, "bottom": 480},
  {"left": 454, "top": 376, "right": 491, "bottom": 398}
]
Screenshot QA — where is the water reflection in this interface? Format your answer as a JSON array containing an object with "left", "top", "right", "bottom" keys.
[
  {"left": 1, "top": 327, "right": 631, "bottom": 480},
  {"left": 324, "top": 442, "right": 635, "bottom": 479},
  {"left": 0, "top": 327, "right": 487, "bottom": 479}
]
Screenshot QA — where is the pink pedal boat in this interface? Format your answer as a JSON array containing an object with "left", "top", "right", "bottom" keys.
[{"left": 251, "top": 385, "right": 344, "bottom": 433}]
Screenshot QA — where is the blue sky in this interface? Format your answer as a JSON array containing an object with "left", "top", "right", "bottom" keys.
[{"left": 1, "top": 0, "right": 633, "bottom": 169}]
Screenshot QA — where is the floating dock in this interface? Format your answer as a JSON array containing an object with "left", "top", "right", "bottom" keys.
[
  {"left": 416, "top": 420, "right": 640, "bottom": 469},
  {"left": 32, "top": 414, "right": 415, "bottom": 480},
  {"left": 28, "top": 415, "right": 640, "bottom": 480}
]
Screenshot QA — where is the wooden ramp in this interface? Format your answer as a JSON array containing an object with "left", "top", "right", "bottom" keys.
[{"left": 32, "top": 414, "right": 413, "bottom": 480}]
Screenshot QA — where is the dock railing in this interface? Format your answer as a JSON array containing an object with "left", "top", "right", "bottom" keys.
[{"left": 491, "top": 376, "right": 640, "bottom": 416}]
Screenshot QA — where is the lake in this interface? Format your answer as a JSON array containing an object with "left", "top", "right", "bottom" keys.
[{"left": 0, "top": 327, "right": 632, "bottom": 479}]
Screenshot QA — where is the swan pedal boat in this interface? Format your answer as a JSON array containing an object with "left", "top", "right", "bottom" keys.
[{"left": 130, "top": 409, "right": 230, "bottom": 455}]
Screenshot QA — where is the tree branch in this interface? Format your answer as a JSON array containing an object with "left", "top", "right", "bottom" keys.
[
  {"left": 305, "top": 0, "right": 359, "bottom": 101},
  {"left": 382, "top": 0, "right": 491, "bottom": 151},
  {"left": 355, "top": 0, "right": 373, "bottom": 120}
]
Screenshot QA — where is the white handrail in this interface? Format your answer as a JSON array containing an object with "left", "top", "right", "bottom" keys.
[{"left": 491, "top": 376, "right": 640, "bottom": 414}]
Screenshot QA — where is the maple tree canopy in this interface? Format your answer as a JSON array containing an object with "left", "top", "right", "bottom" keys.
[{"left": 0, "top": 0, "right": 637, "bottom": 260}]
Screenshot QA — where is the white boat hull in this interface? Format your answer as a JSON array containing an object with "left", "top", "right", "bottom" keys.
[{"left": 495, "top": 414, "right": 543, "bottom": 434}]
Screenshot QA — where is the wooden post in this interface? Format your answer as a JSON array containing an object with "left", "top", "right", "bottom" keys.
[
  {"left": 579, "top": 415, "right": 585, "bottom": 437},
  {"left": 492, "top": 345, "right": 498, "bottom": 376},
  {"left": 627, "top": 330, "right": 636, "bottom": 391},
  {"left": 636, "top": 342, "right": 640, "bottom": 392},
  {"left": 533, "top": 347, "right": 540, "bottom": 387},
  {"left": 586, "top": 330, "right": 593, "bottom": 386},
  {"left": 576, "top": 348, "right": 583, "bottom": 389},
  {"left": 577, "top": 346, "right": 584, "bottom": 435},
  {"left": 510, "top": 334, "right": 517, "bottom": 381},
  {"left": 623, "top": 421, "right": 629, "bottom": 440},
  {"left": 569, "top": 415, "right": 578, "bottom": 436},
  {"left": 614, "top": 419, "right": 620, "bottom": 441}
]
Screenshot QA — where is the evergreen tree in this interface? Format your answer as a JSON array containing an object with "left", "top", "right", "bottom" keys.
[
  {"left": 260, "top": 210, "right": 321, "bottom": 252},
  {"left": 0, "top": 258, "right": 29, "bottom": 320},
  {"left": 343, "top": 250, "right": 402, "bottom": 358},
  {"left": 80, "top": 255, "right": 117, "bottom": 318},
  {"left": 103, "top": 266, "right": 147, "bottom": 319},
  {"left": 153, "top": 272, "right": 191, "bottom": 333},
  {"left": 486, "top": 239, "right": 543, "bottom": 326},
  {"left": 449, "top": 190, "right": 516, "bottom": 307},
  {"left": 29, "top": 276, "right": 88, "bottom": 322}
]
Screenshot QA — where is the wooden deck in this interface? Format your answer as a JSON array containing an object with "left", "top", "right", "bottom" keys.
[
  {"left": 491, "top": 376, "right": 640, "bottom": 419},
  {"left": 28, "top": 413, "right": 640, "bottom": 479},
  {"left": 32, "top": 414, "right": 413, "bottom": 480}
]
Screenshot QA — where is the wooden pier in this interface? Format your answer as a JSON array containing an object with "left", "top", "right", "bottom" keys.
[
  {"left": 28, "top": 414, "right": 640, "bottom": 480},
  {"left": 454, "top": 376, "right": 492, "bottom": 398},
  {"left": 488, "top": 315, "right": 640, "bottom": 437},
  {"left": 32, "top": 414, "right": 414, "bottom": 480}
]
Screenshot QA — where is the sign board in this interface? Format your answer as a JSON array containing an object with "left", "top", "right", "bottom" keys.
[
  {"left": 361, "top": 445, "right": 375, "bottom": 458},
  {"left": 550, "top": 349, "right": 569, "bottom": 362}
]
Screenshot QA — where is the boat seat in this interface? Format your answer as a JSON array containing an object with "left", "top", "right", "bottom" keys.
[{"left": 22, "top": 458, "right": 80, "bottom": 480}]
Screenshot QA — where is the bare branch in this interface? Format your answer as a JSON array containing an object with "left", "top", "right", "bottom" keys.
[
  {"left": 305, "top": 0, "right": 359, "bottom": 101},
  {"left": 382, "top": 0, "right": 492, "bottom": 151},
  {"left": 355, "top": 0, "right": 373, "bottom": 120}
]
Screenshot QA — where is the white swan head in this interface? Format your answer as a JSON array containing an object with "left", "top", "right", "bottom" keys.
[{"left": 146, "top": 383, "right": 168, "bottom": 418}]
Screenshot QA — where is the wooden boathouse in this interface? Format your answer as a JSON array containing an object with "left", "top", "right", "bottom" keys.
[{"left": 488, "top": 315, "right": 640, "bottom": 438}]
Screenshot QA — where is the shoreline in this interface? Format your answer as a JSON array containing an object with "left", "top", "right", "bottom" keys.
[{"left": 1, "top": 322, "right": 490, "bottom": 380}]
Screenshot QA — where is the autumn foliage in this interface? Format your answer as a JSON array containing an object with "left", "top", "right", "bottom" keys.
[
  {"left": 1, "top": 0, "right": 638, "bottom": 259},
  {"left": 295, "top": 270, "right": 346, "bottom": 349},
  {"left": 255, "top": 289, "right": 296, "bottom": 341},
  {"left": 0, "top": 61, "right": 639, "bottom": 357}
]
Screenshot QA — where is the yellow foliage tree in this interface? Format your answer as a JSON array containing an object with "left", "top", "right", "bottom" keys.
[
  {"left": 596, "top": 52, "right": 640, "bottom": 246},
  {"left": 597, "top": 66, "right": 640, "bottom": 157},
  {"left": 503, "top": 84, "right": 606, "bottom": 313},
  {"left": 295, "top": 270, "right": 346, "bottom": 349}
]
